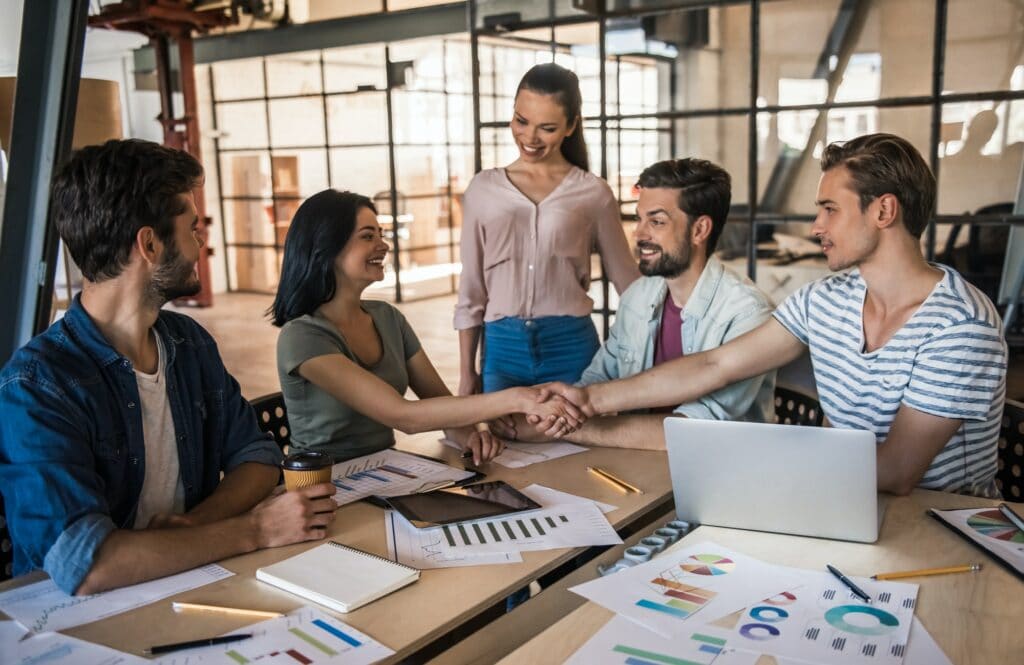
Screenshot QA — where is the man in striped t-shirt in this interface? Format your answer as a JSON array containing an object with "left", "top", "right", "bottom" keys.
[{"left": 541, "top": 133, "right": 1007, "bottom": 497}]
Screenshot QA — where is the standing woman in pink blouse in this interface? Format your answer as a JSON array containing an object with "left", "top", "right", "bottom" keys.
[{"left": 455, "top": 63, "right": 640, "bottom": 396}]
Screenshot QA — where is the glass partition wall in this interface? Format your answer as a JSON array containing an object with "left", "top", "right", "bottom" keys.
[{"left": 203, "top": 0, "right": 1024, "bottom": 323}]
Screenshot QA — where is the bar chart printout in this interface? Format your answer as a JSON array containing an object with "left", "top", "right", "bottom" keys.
[
  {"left": 155, "top": 606, "right": 393, "bottom": 665},
  {"left": 330, "top": 449, "right": 475, "bottom": 506}
]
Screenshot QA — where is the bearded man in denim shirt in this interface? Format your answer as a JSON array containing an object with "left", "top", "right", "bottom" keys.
[
  {"left": 518, "top": 158, "right": 776, "bottom": 449},
  {"left": 0, "top": 139, "right": 336, "bottom": 595}
]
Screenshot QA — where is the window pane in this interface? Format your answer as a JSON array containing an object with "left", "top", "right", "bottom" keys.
[
  {"left": 938, "top": 103, "right": 1024, "bottom": 215},
  {"left": 271, "top": 149, "right": 329, "bottom": 199},
  {"left": 445, "top": 38, "right": 472, "bottom": 94},
  {"left": 228, "top": 246, "right": 279, "bottom": 293},
  {"left": 216, "top": 101, "right": 268, "bottom": 149},
  {"left": 392, "top": 90, "right": 447, "bottom": 145},
  {"left": 480, "top": 127, "right": 518, "bottom": 170},
  {"left": 329, "top": 147, "right": 391, "bottom": 198},
  {"left": 761, "top": 0, "right": 934, "bottom": 105},
  {"left": 327, "top": 92, "right": 389, "bottom": 145},
  {"left": 223, "top": 198, "right": 274, "bottom": 247},
  {"left": 212, "top": 59, "right": 264, "bottom": 101},
  {"left": 389, "top": 39, "right": 446, "bottom": 93},
  {"left": 265, "top": 51, "right": 323, "bottom": 97},
  {"left": 268, "top": 97, "right": 325, "bottom": 147},
  {"left": 219, "top": 152, "right": 271, "bottom": 199},
  {"left": 395, "top": 145, "right": 448, "bottom": 196},
  {"left": 449, "top": 146, "right": 475, "bottom": 195},
  {"left": 946, "top": 0, "right": 1024, "bottom": 94},
  {"left": 323, "top": 44, "right": 387, "bottom": 93}
]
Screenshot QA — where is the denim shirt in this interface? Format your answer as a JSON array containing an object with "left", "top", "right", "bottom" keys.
[
  {"left": 0, "top": 297, "right": 281, "bottom": 593},
  {"left": 579, "top": 256, "right": 777, "bottom": 422}
]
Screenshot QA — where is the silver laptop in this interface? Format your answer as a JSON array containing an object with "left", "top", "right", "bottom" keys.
[{"left": 664, "top": 418, "right": 881, "bottom": 543}]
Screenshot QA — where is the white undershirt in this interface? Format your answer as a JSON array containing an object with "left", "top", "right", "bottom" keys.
[{"left": 133, "top": 331, "right": 186, "bottom": 529}]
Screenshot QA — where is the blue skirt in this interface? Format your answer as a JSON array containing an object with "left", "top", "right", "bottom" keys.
[{"left": 481, "top": 315, "right": 599, "bottom": 392}]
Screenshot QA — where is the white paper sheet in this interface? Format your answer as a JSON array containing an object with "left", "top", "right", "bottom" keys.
[
  {"left": 565, "top": 613, "right": 946, "bottom": 665},
  {"left": 3, "top": 628, "right": 146, "bottom": 665},
  {"left": 569, "top": 542, "right": 804, "bottom": 639},
  {"left": 0, "top": 564, "right": 233, "bottom": 634},
  {"left": 440, "top": 437, "right": 587, "bottom": 468},
  {"left": 384, "top": 510, "right": 524, "bottom": 569},
  {"left": 330, "top": 449, "right": 475, "bottom": 506},
  {"left": 153, "top": 606, "right": 393, "bottom": 665},
  {"left": 520, "top": 484, "right": 618, "bottom": 514},
  {"left": 694, "top": 572, "right": 919, "bottom": 665}
]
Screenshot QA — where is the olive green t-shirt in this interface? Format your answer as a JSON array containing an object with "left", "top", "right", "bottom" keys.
[{"left": 277, "top": 301, "right": 422, "bottom": 461}]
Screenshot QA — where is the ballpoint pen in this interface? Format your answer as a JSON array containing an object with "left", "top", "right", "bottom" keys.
[
  {"left": 998, "top": 503, "right": 1024, "bottom": 533},
  {"left": 826, "top": 564, "right": 872, "bottom": 603},
  {"left": 144, "top": 634, "right": 252, "bottom": 655}
]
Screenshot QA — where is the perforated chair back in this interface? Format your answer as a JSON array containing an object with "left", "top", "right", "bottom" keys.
[
  {"left": 0, "top": 492, "right": 12, "bottom": 582},
  {"left": 774, "top": 386, "right": 824, "bottom": 427},
  {"left": 251, "top": 392, "right": 291, "bottom": 453},
  {"left": 997, "top": 399, "right": 1024, "bottom": 501}
]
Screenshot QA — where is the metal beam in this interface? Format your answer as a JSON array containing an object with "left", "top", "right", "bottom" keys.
[
  {"left": 0, "top": 0, "right": 88, "bottom": 364},
  {"left": 133, "top": 3, "right": 467, "bottom": 71}
]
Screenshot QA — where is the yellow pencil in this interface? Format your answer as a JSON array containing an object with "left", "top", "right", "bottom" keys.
[
  {"left": 172, "top": 602, "right": 284, "bottom": 619},
  {"left": 587, "top": 466, "right": 644, "bottom": 495},
  {"left": 871, "top": 563, "right": 982, "bottom": 580}
]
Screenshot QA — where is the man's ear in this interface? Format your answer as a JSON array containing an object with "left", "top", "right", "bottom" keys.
[
  {"left": 690, "top": 214, "right": 713, "bottom": 246},
  {"left": 136, "top": 227, "right": 160, "bottom": 266},
  {"left": 875, "top": 193, "right": 900, "bottom": 230}
]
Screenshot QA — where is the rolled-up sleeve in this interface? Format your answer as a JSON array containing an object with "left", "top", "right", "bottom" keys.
[
  {"left": 0, "top": 376, "right": 116, "bottom": 593},
  {"left": 454, "top": 182, "right": 488, "bottom": 330}
]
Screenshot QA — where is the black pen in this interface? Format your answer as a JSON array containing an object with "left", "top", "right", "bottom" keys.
[
  {"left": 998, "top": 503, "right": 1024, "bottom": 533},
  {"left": 460, "top": 451, "right": 473, "bottom": 459},
  {"left": 144, "top": 633, "right": 252, "bottom": 655},
  {"left": 826, "top": 564, "right": 872, "bottom": 604}
]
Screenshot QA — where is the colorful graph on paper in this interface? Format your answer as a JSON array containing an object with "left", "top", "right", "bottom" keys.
[
  {"left": 329, "top": 449, "right": 474, "bottom": 506},
  {"left": 635, "top": 565, "right": 719, "bottom": 621},
  {"left": 154, "top": 606, "right": 393, "bottom": 665},
  {"left": 681, "top": 554, "right": 736, "bottom": 576},
  {"left": 966, "top": 509, "right": 1024, "bottom": 542}
]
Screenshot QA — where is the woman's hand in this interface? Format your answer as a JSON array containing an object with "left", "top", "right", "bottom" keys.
[
  {"left": 458, "top": 369, "right": 482, "bottom": 396},
  {"left": 515, "top": 387, "right": 586, "bottom": 439},
  {"left": 462, "top": 427, "right": 506, "bottom": 465}
]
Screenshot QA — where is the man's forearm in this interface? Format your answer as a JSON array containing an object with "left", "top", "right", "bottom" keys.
[
  {"left": 185, "top": 462, "right": 280, "bottom": 525},
  {"left": 564, "top": 414, "right": 670, "bottom": 450},
  {"left": 76, "top": 514, "right": 259, "bottom": 595}
]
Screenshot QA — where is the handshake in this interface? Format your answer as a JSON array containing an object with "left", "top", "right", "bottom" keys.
[{"left": 508, "top": 382, "right": 596, "bottom": 440}]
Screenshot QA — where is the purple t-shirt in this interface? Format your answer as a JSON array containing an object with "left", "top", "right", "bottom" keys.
[{"left": 654, "top": 293, "right": 683, "bottom": 366}]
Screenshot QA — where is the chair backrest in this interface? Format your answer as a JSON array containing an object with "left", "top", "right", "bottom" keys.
[
  {"left": 774, "top": 386, "right": 824, "bottom": 427},
  {"left": 998, "top": 399, "right": 1024, "bottom": 501},
  {"left": 250, "top": 392, "right": 291, "bottom": 453},
  {"left": 0, "top": 492, "right": 12, "bottom": 582}
]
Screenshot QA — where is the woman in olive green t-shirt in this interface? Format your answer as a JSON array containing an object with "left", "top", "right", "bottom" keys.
[{"left": 270, "top": 189, "right": 582, "bottom": 463}]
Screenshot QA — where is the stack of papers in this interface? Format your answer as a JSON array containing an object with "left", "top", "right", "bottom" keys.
[
  {"left": 565, "top": 541, "right": 950, "bottom": 665},
  {"left": 385, "top": 485, "right": 621, "bottom": 569}
]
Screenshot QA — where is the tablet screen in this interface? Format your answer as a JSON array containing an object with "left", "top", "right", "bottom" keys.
[{"left": 384, "top": 481, "right": 541, "bottom": 527}]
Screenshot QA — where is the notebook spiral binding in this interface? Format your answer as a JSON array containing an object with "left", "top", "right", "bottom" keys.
[{"left": 327, "top": 540, "right": 420, "bottom": 573}]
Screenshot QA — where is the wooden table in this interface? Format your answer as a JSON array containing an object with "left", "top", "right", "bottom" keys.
[
  {"left": 0, "top": 432, "right": 673, "bottom": 663},
  {"left": 496, "top": 489, "right": 1024, "bottom": 665}
]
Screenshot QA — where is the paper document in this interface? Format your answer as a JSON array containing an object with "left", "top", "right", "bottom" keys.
[
  {"left": 441, "top": 437, "right": 586, "bottom": 468},
  {"left": 570, "top": 542, "right": 804, "bottom": 639},
  {"left": 330, "top": 448, "right": 475, "bottom": 506},
  {"left": 153, "top": 605, "right": 393, "bottom": 665},
  {"left": 384, "top": 510, "right": 523, "bottom": 569},
  {"left": 930, "top": 506, "right": 1024, "bottom": 578},
  {"left": 520, "top": 484, "right": 618, "bottom": 514},
  {"left": 566, "top": 613, "right": 946, "bottom": 665},
  {"left": 2, "top": 625, "right": 145, "bottom": 665},
  {"left": 0, "top": 564, "right": 233, "bottom": 634}
]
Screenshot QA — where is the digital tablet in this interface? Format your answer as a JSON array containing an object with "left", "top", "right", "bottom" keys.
[{"left": 383, "top": 481, "right": 541, "bottom": 528}]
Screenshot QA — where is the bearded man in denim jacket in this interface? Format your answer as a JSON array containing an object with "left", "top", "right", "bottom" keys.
[{"left": 0, "top": 140, "right": 336, "bottom": 595}]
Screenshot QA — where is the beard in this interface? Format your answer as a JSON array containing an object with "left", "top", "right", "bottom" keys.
[
  {"left": 637, "top": 241, "right": 692, "bottom": 278},
  {"left": 146, "top": 240, "right": 201, "bottom": 306}
]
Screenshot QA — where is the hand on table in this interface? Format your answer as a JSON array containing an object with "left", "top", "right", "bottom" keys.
[{"left": 249, "top": 482, "right": 338, "bottom": 549}]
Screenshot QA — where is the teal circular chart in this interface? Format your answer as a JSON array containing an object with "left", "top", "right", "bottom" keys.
[
  {"left": 749, "top": 606, "right": 789, "bottom": 622},
  {"left": 824, "top": 605, "right": 900, "bottom": 636}
]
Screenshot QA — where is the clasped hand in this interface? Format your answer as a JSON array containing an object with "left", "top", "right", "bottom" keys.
[{"left": 519, "top": 382, "right": 594, "bottom": 439}]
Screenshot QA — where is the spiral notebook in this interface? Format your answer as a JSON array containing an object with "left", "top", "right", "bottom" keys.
[{"left": 256, "top": 541, "right": 420, "bottom": 613}]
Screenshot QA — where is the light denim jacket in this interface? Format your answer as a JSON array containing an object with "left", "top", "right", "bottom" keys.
[{"left": 579, "top": 256, "right": 776, "bottom": 422}]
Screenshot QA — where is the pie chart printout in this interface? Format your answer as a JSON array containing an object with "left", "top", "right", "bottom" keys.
[
  {"left": 681, "top": 554, "right": 736, "bottom": 576},
  {"left": 967, "top": 509, "right": 1024, "bottom": 543}
]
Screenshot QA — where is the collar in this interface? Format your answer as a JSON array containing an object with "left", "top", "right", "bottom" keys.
[
  {"left": 62, "top": 294, "right": 179, "bottom": 369},
  {"left": 647, "top": 256, "right": 725, "bottom": 323}
]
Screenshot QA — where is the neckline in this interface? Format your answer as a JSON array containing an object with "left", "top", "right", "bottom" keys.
[
  {"left": 855, "top": 265, "right": 949, "bottom": 357},
  {"left": 314, "top": 305, "right": 386, "bottom": 369},
  {"left": 500, "top": 165, "right": 578, "bottom": 206}
]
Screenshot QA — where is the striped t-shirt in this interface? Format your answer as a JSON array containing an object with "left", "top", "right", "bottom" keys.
[{"left": 773, "top": 265, "right": 1006, "bottom": 497}]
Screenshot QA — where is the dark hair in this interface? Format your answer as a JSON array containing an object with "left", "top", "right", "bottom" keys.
[
  {"left": 636, "top": 158, "right": 732, "bottom": 256},
  {"left": 820, "top": 133, "right": 935, "bottom": 238},
  {"left": 50, "top": 139, "right": 203, "bottom": 281},
  {"left": 270, "top": 189, "right": 377, "bottom": 327},
  {"left": 516, "top": 63, "right": 589, "bottom": 171}
]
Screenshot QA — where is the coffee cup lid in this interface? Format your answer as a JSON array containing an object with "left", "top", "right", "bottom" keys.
[{"left": 281, "top": 451, "right": 334, "bottom": 470}]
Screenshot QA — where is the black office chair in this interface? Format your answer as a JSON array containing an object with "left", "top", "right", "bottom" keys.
[
  {"left": 773, "top": 386, "right": 824, "bottom": 427},
  {"left": 997, "top": 399, "right": 1024, "bottom": 501},
  {"left": 0, "top": 492, "right": 12, "bottom": 582},
  {"left": 250, "top": 392, "right": 291, "bottom": 454}
]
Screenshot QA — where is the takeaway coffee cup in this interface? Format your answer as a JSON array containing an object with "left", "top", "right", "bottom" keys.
[{"left": 281, "top": 451, "right": 334, "bottom": 491}]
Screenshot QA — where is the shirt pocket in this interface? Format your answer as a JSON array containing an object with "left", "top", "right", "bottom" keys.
[
  {"left": 93, "top": 430, "right": 127, "bottom": 461},
  {"left": 481, "top": 218, "right": 515, "bottom": 271}
]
